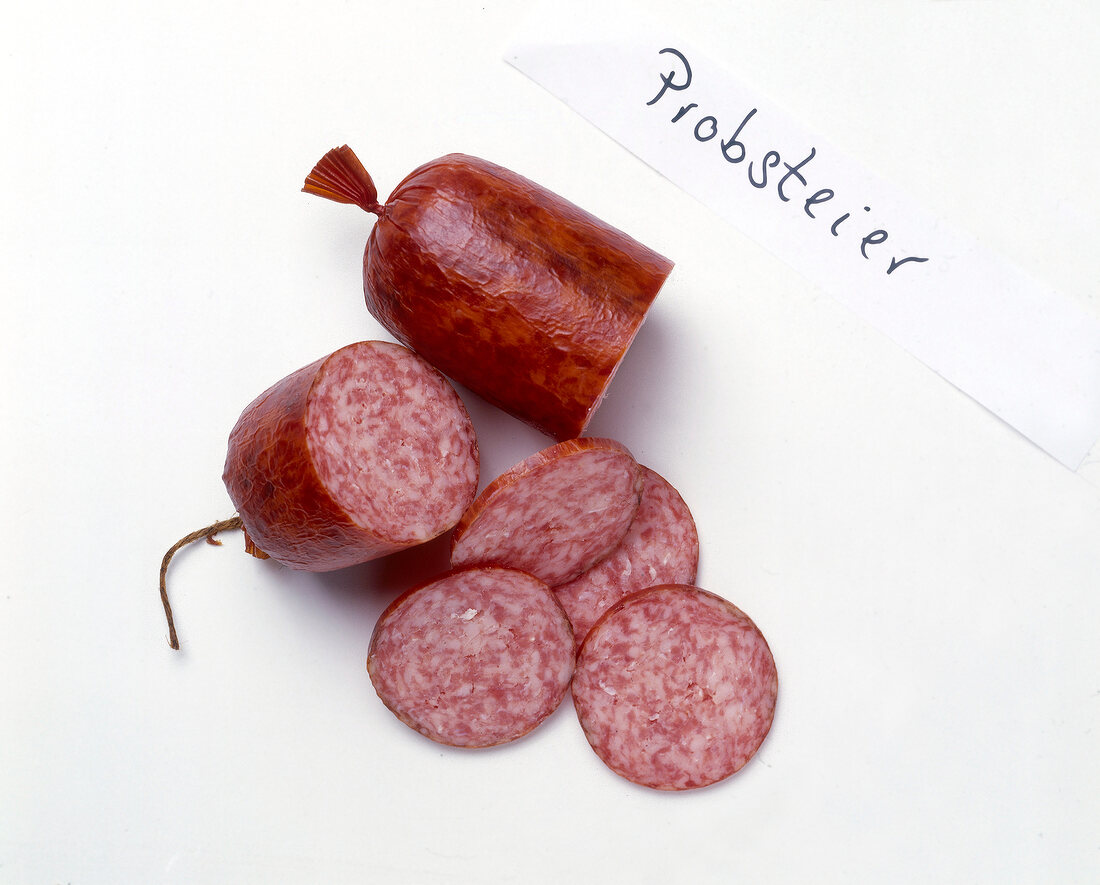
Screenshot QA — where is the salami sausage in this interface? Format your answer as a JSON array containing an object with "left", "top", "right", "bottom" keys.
[
  {"left": 553, "top": 467, "right": 699, "bottom": 644},
  {"left": 223, "top": 340, "right": 479, "bottom": 570},
  {"left": 367, "top": 566, "right": 575, "bottom": 748},
  {"left": 572, "top": 585, "right": 778, "bottom": 791},
  {"left": 303, "top": 146, "right": 674, "bottom": 440},
  {"left": 450, "top": 438, "right": 644, "bottom": 586}
]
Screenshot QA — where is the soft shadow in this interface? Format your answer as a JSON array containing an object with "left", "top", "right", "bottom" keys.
[
  {"left": 584, "top": 308, "right": 689, "bottom": 444},
  {"left": 317, "top": 530, "right": 453, "bottom": 603},
  {"left": 256, "top": 531, "right": 458, "bottom": 650}
]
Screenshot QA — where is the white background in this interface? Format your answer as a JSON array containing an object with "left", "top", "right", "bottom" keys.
[{"left": 2, "top": 2, "right": 1098, "bottom": 883}]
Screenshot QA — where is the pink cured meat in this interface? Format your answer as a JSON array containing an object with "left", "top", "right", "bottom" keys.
[
  {"left": 367, "top": 566, "right": 575, "bottom": 748},
  {"left": 573, "top": 585, "right": 778, "bottom": 791},
  {"left": 450, "top": 438, "right": 644, "bottom": 587},
  {"left": 553, "top": 467, "right": 699, "bottom": 643},
  {"left": 224, "top": 340, "right": 479, "bottom": 570}
]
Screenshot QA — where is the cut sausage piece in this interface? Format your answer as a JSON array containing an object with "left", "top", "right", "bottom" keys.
[
  {"left": 573, "top": 585, "right": 778, "bottom": 791},
  {"left": 223, "top": 340, "right": 479, "bottom": 570},
  {"left": 304, "top": 146, "right": 673, "bottom": 440},
  {"left": 367, "top": 566, "right": 575, "bottom": 748},
  {"left": 450, "top": 438, "right": 644, "bottom": 586},
  {"left": 553, "top": 467, "right": 699, "bottom": 644}
]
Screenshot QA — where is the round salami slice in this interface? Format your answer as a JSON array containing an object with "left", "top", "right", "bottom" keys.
[
  {"left": 553, "top": 467, "right": 699, "bottom": 644},
  {"left": 367, "top": 566, "right": 575, "bottom": 748},
  {"left": 450, "top": 438, "right": 644, "bottom": 586},
  {"left": 224, "top": 340, "right": 479, "bottom": 570},
  {"left": 573, "top": 585, "right": 778, "bottom": 791}
]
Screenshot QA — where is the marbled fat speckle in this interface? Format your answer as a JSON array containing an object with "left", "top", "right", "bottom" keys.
[
  {"left": 451, "top": 439, "right": 643, "bottom": 586},
  {"left": 368, "top": 566, "right": 575, "bottom": 748},
  {"left": 573, "top": 585, "right": 777, "bottom": 791},
  {"left": 554, "top": 467, "right": 698, "bottom": 643}
]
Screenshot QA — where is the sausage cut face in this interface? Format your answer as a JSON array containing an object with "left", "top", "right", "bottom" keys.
[
  {"left": 552, "top": 466, "right": 699, "bottom": 644},
  {"left": 367, "top": 566, "right": 575, "bottom": 748},
  {"left": 572, "top": 585, "right": 778, "bottom": 791},
  {"left": 306, "top": 343, "right": 478, "bottom": 544},
  {"left": 450, "top": 438, "right": 644, "bottom": 586},
  {"left": 224, "top": 340, "right": 479, "bottom": 570}
]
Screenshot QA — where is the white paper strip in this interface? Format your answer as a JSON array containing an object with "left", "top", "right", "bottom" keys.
[{"left": 506, "top": 1, "right": 1100, "bottom": 470}]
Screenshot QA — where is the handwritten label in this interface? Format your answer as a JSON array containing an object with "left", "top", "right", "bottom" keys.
[
  {"left": 646, "top": 48, "right": 929, "bottom": 278},
  {"left": 505, "top": 0, "right": 1100, "bottom": 469}
]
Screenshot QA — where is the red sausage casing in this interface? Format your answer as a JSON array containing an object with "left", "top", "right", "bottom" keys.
[
  {"left": 304, "top": 146, "right": 674, "bottom": 440},
  {"left": 223, "top": 340, "right": 479, "bottom": 571}
]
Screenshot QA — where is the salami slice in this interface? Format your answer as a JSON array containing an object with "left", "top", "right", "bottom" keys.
[
  {"left": 223, "top": 340, "right": 479, "bottom": 570},
  {"left": 450, "top": 438, "right": 644, "bottom": 586},
  {"left": 553, "top": 467, "right": 699, "bottom": 644},
  {"left": 367, "top": 566, "right": 575, "bottom": 748},
  {"left": 572, "top": 585, "right": 778, "bottom": 791}
]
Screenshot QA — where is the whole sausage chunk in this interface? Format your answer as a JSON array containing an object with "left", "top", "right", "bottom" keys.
[
  {"left": 450, "top": 438, "right": 644, "bottom": 587},
  {"left": 573, "top": 585, "right": 778, "bottom": 791},
  {"left": 223, "top": 340, "right": 479, "bottom": 570},
  {"left": 304, "top": 146, "right": 674, "bottom": 440},
  {"left": 367, "top": 566, "right": 575, "bottom": 748},
  {"left": 553, "top": 467, "right": 699, "bottom": 644}
]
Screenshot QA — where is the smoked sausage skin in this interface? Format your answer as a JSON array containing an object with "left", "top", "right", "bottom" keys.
[{"left": 305, "top": 148, "right": 674, "bottom": 440}]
